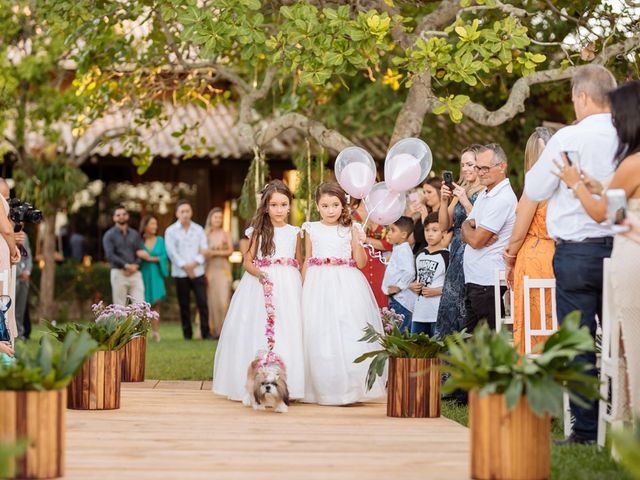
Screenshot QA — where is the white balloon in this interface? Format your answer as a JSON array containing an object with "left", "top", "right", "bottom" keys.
[{"left": 385, "top": 138, "right": 433, "bottom": 186}]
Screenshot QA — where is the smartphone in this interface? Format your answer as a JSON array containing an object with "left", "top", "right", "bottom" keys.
[
  {"left": 563, "top": 150, "right": 580, "bottom": 169},
  {"left": 606, "top": 189, "right": 629, "bottom": 233},
  {"left": 442, "top": 171, "right": 454, "bottom": 190}
]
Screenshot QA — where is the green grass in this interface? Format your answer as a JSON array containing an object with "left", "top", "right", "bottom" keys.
[
  {"left": 442, "top": 400, "right": 631, "bottom": 480},
  {"left": 145, "top": 323, "right": 216, "bottom": 380}
]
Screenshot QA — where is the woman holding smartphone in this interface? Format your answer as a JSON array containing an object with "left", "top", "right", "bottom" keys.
[
  {"left": 435, "top": 145, "right": 484, "bottom": 337},
  {"left": 555, "top": 80, "right": 640, "bottom": 419}
]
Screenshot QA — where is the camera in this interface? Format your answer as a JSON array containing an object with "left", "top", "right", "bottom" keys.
[{"left": 8, "top": 198, "right": 43, "bottom": 232}]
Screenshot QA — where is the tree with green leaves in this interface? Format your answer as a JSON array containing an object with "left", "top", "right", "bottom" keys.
[
  {"left": 0, "top": 1, "right": 124, "bottom": 319},
  {"left": 62, "top": 0, "right": 639, "bottom": 207}
]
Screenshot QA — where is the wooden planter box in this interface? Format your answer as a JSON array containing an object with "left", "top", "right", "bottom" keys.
[
  {"left": 469, "top": 391, "right": 551, "bottom": 480},
  {"left": 387, "top": 357, "right": 440, "bottom": 418},
  {"left": 0, "top": 389, "right": 66, "bottom": 479},
  {"left": 121, "top": 336, "right": 146, "bottom": 382},
  {"left": 67, "top": 350, "right": 121, "bottom": 410}
]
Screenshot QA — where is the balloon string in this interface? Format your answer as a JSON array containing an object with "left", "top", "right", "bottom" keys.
[{"left": 358, "top": 196, "right": 390, "bottom": 266}]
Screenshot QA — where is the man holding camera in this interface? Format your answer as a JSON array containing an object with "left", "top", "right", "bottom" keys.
[
  {"left": 0, "top": 178, "right": 22, "bottom": 357},
  {"left": 102, "top": 205, "right": 145, "bottom": 306}
]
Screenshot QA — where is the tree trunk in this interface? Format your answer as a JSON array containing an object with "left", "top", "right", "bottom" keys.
[
  {"left": 389, "top": 71, "right": 437, "bottom": 148},
  {"left": 39, "top": 213, "right": 57, "bottom": 321}
]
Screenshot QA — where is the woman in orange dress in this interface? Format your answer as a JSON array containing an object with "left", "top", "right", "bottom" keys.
[
  {"left": 351, "top": 200, "right": 392, "bottom": 309},
  {"left": 504, "top": 127, "right": 556, "bottom": 354}
]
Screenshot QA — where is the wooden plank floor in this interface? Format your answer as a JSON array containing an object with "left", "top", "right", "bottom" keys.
[{"left": 65, "top": 381, "right": 470, "bottom": 480}]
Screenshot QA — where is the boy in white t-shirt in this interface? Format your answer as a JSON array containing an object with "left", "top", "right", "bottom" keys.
[
  {"left": 410, "top": 213, "right": 449, "bottom": 336},
  {"left": 382, "top": 216, "right": 418, "bottom": 332}
]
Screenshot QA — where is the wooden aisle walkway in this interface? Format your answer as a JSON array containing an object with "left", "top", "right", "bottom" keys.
[{"left": 65, "top": 381, "right": 469, "bottom": 480}]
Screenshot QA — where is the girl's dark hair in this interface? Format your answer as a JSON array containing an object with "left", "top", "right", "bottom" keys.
[
  {"left": 139, "top": 214, "right": 157, "bottom": 239},
  {"left": 249, "top": 180, "right": 293, "bottom": 257},
  {"left": 423, "top": 176, "right": 442, "bottom": 191},
  {"left": 609, "top": 80, "right": 640, "bottom": 167},
  {"left": 315, "top": 182, "right": 352, "bottom": 228}
]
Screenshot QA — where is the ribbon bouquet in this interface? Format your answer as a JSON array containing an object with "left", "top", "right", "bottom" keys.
[{"left": 335, "top": 138, "right": 433, "bottom": 264}]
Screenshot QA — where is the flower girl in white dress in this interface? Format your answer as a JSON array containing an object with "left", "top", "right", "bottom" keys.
[
  {"left": 213, "top": 180, "right": 304, "bottom": 401},
  {"left": 302, "top": 182, "right": 386, "bottom": 405}
]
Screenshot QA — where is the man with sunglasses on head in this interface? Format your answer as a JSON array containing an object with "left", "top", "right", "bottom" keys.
[{"left": 460, "top": 143, "right": 517, "bottom": 333}]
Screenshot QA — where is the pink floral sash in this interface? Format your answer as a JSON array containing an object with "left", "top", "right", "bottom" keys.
[
  {"left": 253, "top": 257, "right": 300, "bottom": 268},
  {"left": 306, "top": 257, "right": 357, "bottom": 268}
]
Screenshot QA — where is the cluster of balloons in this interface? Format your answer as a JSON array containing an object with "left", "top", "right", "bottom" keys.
[{"left": 335, "top": 138, "right": 433, "bottom": 225}]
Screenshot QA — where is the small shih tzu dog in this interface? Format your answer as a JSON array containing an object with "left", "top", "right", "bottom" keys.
[{"left": 243, "top": 351, "right": 289, "bottom": 413}]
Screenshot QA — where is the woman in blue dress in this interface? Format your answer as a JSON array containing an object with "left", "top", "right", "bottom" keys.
[
  {"left": 137, "top": 214, "right": 169, "bottom": 341},
  {"left": 436, "top": 145, "right": 485, "bottom": 337}
]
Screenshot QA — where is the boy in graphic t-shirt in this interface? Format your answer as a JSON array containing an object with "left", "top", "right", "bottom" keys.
[{"left": 410, "top": 213, "right": 449, "bottom": 336}]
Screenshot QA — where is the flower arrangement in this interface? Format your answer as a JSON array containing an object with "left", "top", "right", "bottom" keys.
[
  {"left": 307, "top": 257, "right": 357, "bottom": 267},
  {"left": 355, "top": 308, "right": 451, "bottom": 390},
  {"left": 91, "top": 299, "right": 159, "bottom": 337},
  {"left": 258, "top": 274, "right": 276, "bottom": 353}
]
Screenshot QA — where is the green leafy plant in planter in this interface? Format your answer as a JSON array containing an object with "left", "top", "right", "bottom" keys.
[
  {"left": 612, "top": 420, "right": 640, "bottom": 480},
  {"left": 355, "top": 307, "right": 451, "bottom": 390},
  {"left": 0, "top": 331, "right": 98, "bottom": 390},
  {"left": 0, "top": 441, "right": 27, "bottom": 479},
  {"left": 91, "top": 300, "right": 157, "bottom": 338},
  {"left": 441, "top": 311, "right": 599, "bottom": 417},
  {"left": 46, "top": 314, "right": 139, "bottom": 351}
]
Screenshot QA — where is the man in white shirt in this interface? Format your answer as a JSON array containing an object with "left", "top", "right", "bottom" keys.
[
  {"left": 165, "top": 200, "right": 213, "bottom": 340},
  {"left": 525, "top": 65, "right": 618, "bottom": 445},
  {"left": 461, "top": 143, "right": 517, "bottom": 332},
  {"left": 382, "top": 216, "right": 417, "bottom": 332}
]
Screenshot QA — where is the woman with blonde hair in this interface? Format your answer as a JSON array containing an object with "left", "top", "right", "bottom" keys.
[
  {"left": 435, "top": 144, "right": 484, "bottom": 337},
  {"left": 203, "top": 207, "right": 233, "bottom": 338},
  {"left": 503, "top": 127, "right": 555, "bottom": 354}
]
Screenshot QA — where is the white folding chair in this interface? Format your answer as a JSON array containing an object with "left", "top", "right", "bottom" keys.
[
  {"left": 598, "top": 258, "right": 624, "bottom": 448},
  {"left": 522, "top": 276, "right": 570, "bottom": 436},
  {"left": 523, "top": 277, "right": 558, "bottom": 354},
  {"left": 494, "top": 269, "right": 514, "bottom": 332}
]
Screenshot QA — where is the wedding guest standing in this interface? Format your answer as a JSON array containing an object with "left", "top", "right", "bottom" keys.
[
  {"left": 203, "top": 207, "right": 233, "bottom": 339},
  {"left": 0, "top": 179, "right": 20, "bottom": 341},
  {"left": 461, "top": 144, "right": 516, "bottom": 332},
  {"left": 435, "top": 145, "right": 483, "bottom": 337},
  {"left": 411, "top": 177, "right": 443, "bottom": 254},
  {"left": 503, "top": 127, "right": 555, "bottom": 354},
  {"left": 165, "top": 200, "right": 213, "bottom": 340},
  {"left": 525, "top": 65, "right": 618, "bottom": 445},
  {"left": 102, "top": 205, "right": 145, "bottom": 305},
  {"left": 137, "top": 214, "right": 168, "bottom": 342},
  {"left": 351, "top": 199, "right": 392, "bottom": 308},
  {"left": 554, "top": 80, "right": 640, "bottom": 428}
]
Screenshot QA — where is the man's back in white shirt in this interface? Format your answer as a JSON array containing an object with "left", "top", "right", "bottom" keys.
[{"left": 524, "top": 113, "right": 617, "bottom": 241}]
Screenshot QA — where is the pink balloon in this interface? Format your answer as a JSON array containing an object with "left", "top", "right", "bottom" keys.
[
  {"left": 385, "top": 153, "right": 422, "bottom": 192},
  {"left": 364, "top": 182, "right": 407, "bottom": 226},
  {"left": 339, "top": 162, "right": 375, "bottom": 199}
]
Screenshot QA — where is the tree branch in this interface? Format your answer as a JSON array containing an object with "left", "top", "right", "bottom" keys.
[
  {"left": 154, "top": 7, "right": 252, "bottom": 93},
  {"left": 71, "top": 127, "right": 130, "bottom": 166},
  {"left": 2, "top": 135, "right": 23, "bottom": 163},
  {"left": 256, "top": 113, "right": 353, "bottom": 153},
  {"left": 458, "top": 34, "right": 640, "bottom": 127},
  {"left": 389, "top": 70, "right": 437, "bottom": 147},
  {"left": 456, "top": 0, "right": 528, "bottom": 20}
]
